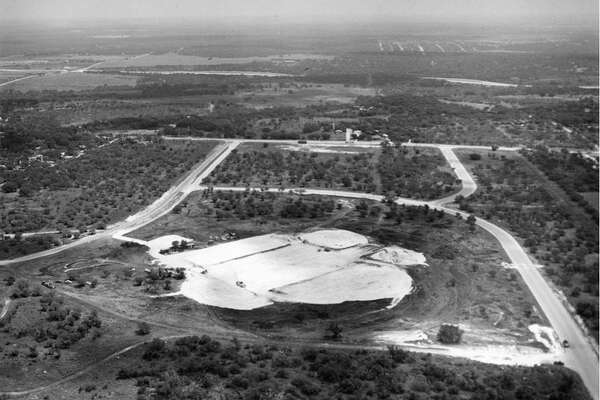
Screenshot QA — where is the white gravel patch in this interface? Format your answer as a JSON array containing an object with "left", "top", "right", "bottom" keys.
[
  {"left": 528, "top": 324, "right": 563, "bottom": 353},
  {"left": 147, "top": 235, "right": 194, "bottom": 256},
  {"left": 166, "top": 233, "right": 290, "bottom": 267},
  {"left": 300, "top": 229, "right": 368, "bottom": 249},
  {"left": 271, "top": 263, "right": 412, "bottom": 304},
  {"left": 149, "top": 230, "right": 423, "bottom": 310},
  {"left": 179, "top": 268, "right": 273, "bottom": 310},
  {"left": 373, "top": 330, "right": 429, "bottom": 344},
  {"left": 206, "top": 243, "right": 365, "bottom": 294},
  {"left": 369, "top": 246, "right": 427, "bottom": 266},
  {"left": 280, "top": 144, "right": 360, "bottom": 154}
]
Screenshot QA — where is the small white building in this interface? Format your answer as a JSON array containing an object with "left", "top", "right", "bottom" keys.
[{"left": 345, "top": 128, "right": 353, "bottom": 142}]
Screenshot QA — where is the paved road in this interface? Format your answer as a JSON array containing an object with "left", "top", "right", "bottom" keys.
[
  {"left": 163, "top": 136, "right": 523, "bottom": 151},
  {"left": 451, "top": 207, "right": 599, "bottom": 399},
  {"left": 0, "top": 75, "right": 37, "bottom": 88},
  {"left": 206, "top": 146, "right": 598, "bottom": 399},
  {"left": 0, "top": 141, "right": 237, "bottom": 266},
  {"left": 430, "top": 146, "right": 478, "bottom": 205},
  {"left": 0, "top": 139, "right": 596, "bottom": 398},
  {"left": 432, "top": 149, "right": 598, "bottom": 399}
]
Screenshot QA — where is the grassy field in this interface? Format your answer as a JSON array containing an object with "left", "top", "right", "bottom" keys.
[
  {"left": 0, "top": 72, "right": 138, "bottom": 92},
  {"left": 236, "top": 84, "right": 376, "bottom": 109}
]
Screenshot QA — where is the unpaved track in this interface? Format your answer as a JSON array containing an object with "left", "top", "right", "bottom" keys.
[
  {"left": 206, "top": 145, "right": 598, "bottom": 399},
  {"left": 164, "top": 136, "right": 522, "bottom": 152},
  {"left": 0, "top": 335, "right": 189, "bottom": 398},
  {"left": 0, "top": 75, "right": 37, "bottom": 88},
  {"left": 0, "top": 298, "right": 11, "bottom": 320},
  {"left": 0, "top": 140, "right": 596, "bottom": 398}
]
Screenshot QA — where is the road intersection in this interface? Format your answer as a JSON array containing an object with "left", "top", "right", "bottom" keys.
[{"left": 0, "top": 138, "right": 597, "bottom": 398}]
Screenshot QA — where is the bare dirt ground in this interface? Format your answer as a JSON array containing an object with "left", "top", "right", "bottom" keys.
[{"left": 119, "top": 229, "right": 419, "bottom": 310}]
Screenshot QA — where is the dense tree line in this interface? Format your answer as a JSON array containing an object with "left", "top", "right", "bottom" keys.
[
  {"left": 205, "top": 148, "right": 378, "bottom": 192},
  {"left": 0, "top": 235, "right": 60, "bottom": 259},
  {"left": 352, "top": 93, "right": 596, "bottom": 148},
  {"left": 459, "top": 153, "right": 599, "bottom": 337},
  {"left": 524, "top": 98, "right": 598, "bottom": 130},
  {"left": 524, "top": 147, "right": 599, "bottom": 219},
  {"left": 0, "top": 138, "right": 217, "bottom": 234},
  {"left": 204, "top": 190, "right": 336, "bottom": 221},
  {"left": 378, "top": 146, "right": 459, "bottom": 199},
  {"left": 0, "top": 114, "right": 95, "bottom": 155},
  {"left": 115, "top": 334, "right": 590, "bottom": 400}
]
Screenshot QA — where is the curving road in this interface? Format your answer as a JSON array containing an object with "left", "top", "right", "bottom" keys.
[
  {"left": 205, "top": 145, "right": 598, "bottom": 399},
  {"left": 0, "top": 139, "right": 596, "bottom": 398},
  {"left": 0, "top": 140, "right": 238, "bottom": 266}
]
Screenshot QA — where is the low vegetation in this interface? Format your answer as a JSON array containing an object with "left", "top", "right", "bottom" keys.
[
  {"left": 524, "top": 147, "right": 598, "bottom": 219},
  {"left": 132, "top": 190, "right": 541, "bottom": 342},
  {"left": 0, "top": 288, "right": 102, "bottom": 355},
  {"left": 457, "top": 150, "right": 599, "bottom": 338},
  {"left": 115, "top": 334, "right": 590, "bottom": 400},
  {"left": 378, "top": 146, "right": 459, "bottom": 199},
  {"left": 204, "top": 144, "right": 459, "bottom": 200},
  {"left": 0, "top": 137, "right": 217, "bottom": 236},
  {"left": 0, "top": 235, "right": 61, "bottom": 259},
  {"left": 204, "top": 144, "right": 379, "bottom": 192}
]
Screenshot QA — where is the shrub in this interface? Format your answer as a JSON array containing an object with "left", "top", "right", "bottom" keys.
[
  {"left": 136, "top": 322, "right": 151, "bottom": 335},
  {"left": 142, "top": 338, "right": 165, "bottom": 360},
  {"left": 227, "top": 376, "right": 249, "bottom": 389},
  {"left": 291, "top": 377, "right": 320, "bottom": 396},
  {"left": 10, "top": 279, "right": 30, "bottom": 298},
  {"left": 437, "top": 324, "right": 463, "bottom": 344},
  {"left": 387, "top": 345, "right": 415, "bottom": 364}
]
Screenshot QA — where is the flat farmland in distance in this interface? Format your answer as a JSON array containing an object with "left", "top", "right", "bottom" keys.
[
  {"left": 96, "top": 52, "right": 333, "bottom": 69},
  {"left": 236, "top": 84, "right": 377, "bottom": 108},
  {"left": 0, "top": 70, "right": 30, "bottom": 84},
  {"left": 0, "top": 72, "right": 138, "bottom": 92}
]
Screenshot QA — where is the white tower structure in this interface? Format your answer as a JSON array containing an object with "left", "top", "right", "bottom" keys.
[{"left": 345, "top": 128, "right": 352, "bottom": 142}]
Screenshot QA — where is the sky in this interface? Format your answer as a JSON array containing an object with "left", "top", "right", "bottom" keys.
[{"left": 1, "top": 0, "right": 598, "bottom": 26}]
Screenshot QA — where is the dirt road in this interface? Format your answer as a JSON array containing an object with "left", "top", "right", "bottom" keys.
[
  {"left": 206, "top": 144, "right": 598, "bottom": 399},
  {"left": 0, "top": 298, "right": 11, "bottom": 320},
  {"left": 0, "top": 139, "right": 596, "bottom": 398}
]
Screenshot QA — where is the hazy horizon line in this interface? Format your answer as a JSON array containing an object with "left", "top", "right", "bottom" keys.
[{"left": 1, "top": 14, "right": 597, "bottom": 31}]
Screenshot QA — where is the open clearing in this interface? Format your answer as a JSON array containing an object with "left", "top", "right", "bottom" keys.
[
  {"left": 145, "top": 229, "right": 422, "bottom": 310},
  {"left": 96, "top": 52, "right": 333, "bottom": 69},
  {"left": 421, "top": 77, "right": 526, "bottom": 87},
  {"left": 236, "top": 84, "right": 377, "bottom": 108},
  {"left": 0, "top": 71, "right": 138, "bottom": 92}
]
